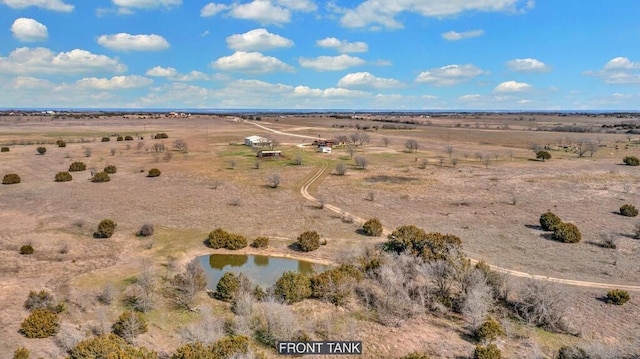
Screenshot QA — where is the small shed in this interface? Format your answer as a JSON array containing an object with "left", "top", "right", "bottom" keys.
[
  {"left": 318, "top": 146, "right": 332, "bottom": 154},
  {"left": 257, "top": 150, "right": 281, "bottom": 158}
]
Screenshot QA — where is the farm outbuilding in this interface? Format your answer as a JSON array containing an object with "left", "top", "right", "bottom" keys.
[
  {"left": 244, "top": 135, "right": 271, "bottom": 147},
  {"left": 257, "top": 150, "right": 281, "bottom": 158}
]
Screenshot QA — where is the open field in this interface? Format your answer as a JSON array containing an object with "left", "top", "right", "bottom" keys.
[{"left": 1, "top": 112, "right": 640, "bottom": 358}]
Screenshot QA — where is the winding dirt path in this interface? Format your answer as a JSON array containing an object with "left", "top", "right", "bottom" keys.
[{"left": 248, "top": 120, "right": 640, "bottom": 291}]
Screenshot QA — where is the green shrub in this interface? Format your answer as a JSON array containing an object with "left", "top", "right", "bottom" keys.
[
  {"left": 297, "top": 231, "right": 321, "bottom": 252},
  {"left": 620, "top": 204, "right": 638, "bottom": 217},
  {"left": 362, "top": 218, "right": 383, "bottom": 236},
  {"left": 20, "top": 309, "right": 59, "bottom": 338},
  {"left": 101, "top": 137, "right": 110, "bottom": 142},
  {"left": 3, "top": 173, "right": 21, "bottom": 184},
  {"left": 154, "top": 133, "right": 168, "bottom": 139},
  {"left": 104, "top": 165, "right": 117, "bottom": 174},
  {"left": 20, "top": 244, "right": 34, "bottom": 255},
  {"left": 137, "top": 223, "right": 154, "bottom": 237},
  {"left": 275, "top": 271, "right": 312, "bottom": 304},
  {"left": 623, "top": 156, "right": 640, "bottom": 166},
  {"left": 13, "top": 347, "right": 29, "bottom": 359},
  {"left": 311, "top": 264, "right": 363, "bottom": 305},
  {"left": 539, "top": 211, "right": 562, "bottom": 231},
  {"left": 552, "top": 222, "right": 582, "bottom": 243},
  {"left": 251, "top": 236, "right": 269, "bottom": 248},
  {"left": 69, "top": 334, "right": 157, "bottom": 359},
  {"left": 556, "top": 346, "right": 588, "bottom": 359},
  {"left": 473, "top": 344, "right": 502, "bottom": 359},
  {"left": 147, "top": 168, "right": 161, "bottom": 177},
  {"left": 117, "top": 136, "right": 124, "bottom": 141},
  {"left": 535, "top": 150, "right": 551, "bottom": 161},
  {"left": 68, "top": 162, "right": 86, "bottom": 172},
  {"left": 94, "top": 219, "right": 117, "bottom": 238},
  {"left": 112, "top": 311, "right": 148, "bottom": 339},
  {"left": 475, "top": 317, "right": 505, "bottom": 342},
  {"left": 205, "top": 228, "right": 247, "bottom": 250},
  {"left": 91, "top": 171, "right": 110, "bottom": 183},
  {"left": 400, "top": 352, "right": 431, "bottom": 359},
  {"left": 36, "top": 147, "right": 47, "bottom": 155},
  {"left": 56, "top": 139, "right": 66, "bottom": 147},
  {"left": 383, "top": 225, "right": 463, "bottom": 262},
  {"left": 215, "top": 272, "right": 241, "bottom": 302},
  {"left": 1, "top": 146, "right": 9, "bottom": 152},
  {"left": 171, "top": 342, "right": 211, "bottom": 359},
  {"left": 606, "top": 289, "right": 630, "bottom": 305},
  {"left": 54, "top": 171, "right": 72, "bottom": 182},
  {"left": 211, "top": 335, "right": 250, "bottom": 358},
  {"left": 125, "top": 135, "right": 134, "bottom": 141}
]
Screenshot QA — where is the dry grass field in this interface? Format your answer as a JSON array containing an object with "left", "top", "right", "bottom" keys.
[{"left": 1, "top": 112, "right": 640, "bottom": 358}]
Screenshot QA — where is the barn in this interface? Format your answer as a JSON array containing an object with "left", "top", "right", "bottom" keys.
[{"left": 244, "top": 135, "right": 271, "bottom": 147}]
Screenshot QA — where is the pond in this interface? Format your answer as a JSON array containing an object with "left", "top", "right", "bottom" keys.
[{"left": 197, "top": 254, "right": 331, "bottom": 290}]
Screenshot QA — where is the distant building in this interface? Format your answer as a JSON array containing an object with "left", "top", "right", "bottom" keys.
[
  {"left": 318, "top": 146, "right": 332, "bottom": 154},
  {"left": 257, "top": 150, "right": 281, "bottom": 158},
  {"left": 244, "top": 135, "right": 271, "bottom": 147},
  {"left": 312, "top": 139, "right": 335, "bottom": 147}
]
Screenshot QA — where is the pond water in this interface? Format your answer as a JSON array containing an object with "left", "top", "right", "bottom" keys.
[{"left": 197, "top": 254, "right": 331, "bottom": 289}]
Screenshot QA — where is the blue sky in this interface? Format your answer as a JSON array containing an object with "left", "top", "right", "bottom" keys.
[{"left": 1, "top": 0, "right": 639, "bottom": 110}]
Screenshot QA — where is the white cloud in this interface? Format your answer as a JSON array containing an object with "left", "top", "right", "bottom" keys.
[
  {"left": 337, "top": 72, "right": 402, "bottom": 89},
  {"left": 317, "top": 37, "right": 368, "bottom": 53},
  {"left": 0, "top": 47, "right": 127, "bottom": 75},
  {"left": 338, "top": 0, "right": 529, "bottom": 29},
  {"left": 227, "top": 29, "right": 294, "bottom": 51},
  {"left": 211, "top": 51, "right": 294, "bottom": 74},
  {"left": 276, "top": 0, "right": 316, "bottom": 12},
  {"left": 493, "top": 80, "right": 532, "bottom": 93},
  {"left": 458, "top": 94, "right": 482, "bottom": 102},
  {"left": 506, "top": 58, "right": 550, "bottom": 73},
  {"left": 299, "top": 54, "right": 365, "bottom": 71},
  {"left": 11, "top": 18, "right": 48, "bottom": 42},
  {"left": 97, "top": 33, "right": 170, "bottom": 51},
  {"left": 441, "top": 29, "right": 484, "bottom": 41},
  {"left": 603, "top": 57, "right": 640, "bottom": 70},
  {"left": 10, "top": 76, "right": 53, "bottom": 89},
  {"left": 415, "top": 64, "right": 487, "bottom": 86},
  {"left": 146, "top": 66, "right": 209, "bottom": 81},
  {"left": 200, "top": 2, "right": 228, "bottom": 17},
  {"left": 293, "top": 86, "right": 367, "bottom": 98},
  {"left": 585, "top": 57, "right": 640, "bottom": 84},
  {"left": 231, "top": 0, "right": 291, "bottom": 25},
  {"left": 112, "top": 0, "right": 181, "bottom": 9},
  {"left": 76, "top": 75, "right": 153, "bottom": 90},
  {"left": 0, "top": 0, "right": 73, "bottom": 11}
]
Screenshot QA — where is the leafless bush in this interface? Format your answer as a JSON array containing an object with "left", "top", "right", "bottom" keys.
[
  {"left": 254, "top": 299, "right": 300, "bottom": 347},
  {"left": 267, "top": 173, "right": 281, "bottom": 188},
  {"left": 136, "top": 141, "right": 144, "bottom": 151},
  {"left": 460, "top": 270, "right": 494, "bottom": 331},
  {"left": 354, "top": 156, "right": 367, "bottom": 169},
  {"left": 84, "top": 147, "right": 92, "bottom": 157},
  {"left": 451, "top": 158, "right": 459, "bottom": 167},
  {"left": 55, "top": 323, "right": 84, "bottom": 352},
  {"left": 293, "top": 154, "right": 303, "bottom": 165},
  {"left": 365, "top": 191, "right": 375, "bottom": 201},
  {"left": 210, "top": 179, "right": 222, "bottom": 189},
  {"left": 124, "top": 264, "right": 155, "bottom": 312},
  {"left": 382, "top": 137, "right": 390, "bottom": 147},
  {"left": 599, "top": 234, "right": 617, "bottom": 249},
  {"left": 177, "top": 306, "right": 224, "bottom": 345},
  {"left": 512, "top": 281, "right": 571, "bottom": 332},
  {"left": 341, "top": 213, "right": 354, "bottom": 223},
  {"left": 348, "top": 146, "right": 356, "bottom": 159},
  {"left": 173, "top": 139, "right": 188, "bottom": 153},
  {"left": 97, "top": 283, "right": 116, "bottom": 305},
  {"left": 404, "top": 139, "right": 419, "bottom": 153},
  {"left": 137, "top": 223, "right": 154, "bottom": 237},
  {"left": 232, "top": 291, "right": 255, "bottom": 317},
  {"left": 335, "top": 162, "right": 347, "bottom": 175},
  {"left": 163, "top": 151, "right": 173, "bottom": 161},
  {"left": 110, "top": 148, "right": 116, "bottom": 156},
  {"left": 59, "top": 243, "right": 69, "bottom": 254},
  {"left": 444, "top": 145, "right": 454, "bottom": 159},
  {"left": 151, "top": 143, "right": 165, "bottom": 153},
  {"left": 169, "top": 260, "right": 207, "bottom": 311},
  {"left": 229, "top": 198, "right": 241, "bottom": 207},
  {"left": 254, "top": 160, "right": 260, "bottom": 169},
  {"left": 229, "top": 160, "right": 236, "bottom": 169},
  {"left": 419, "top": 158, "right": 428, "bottom": 169}
]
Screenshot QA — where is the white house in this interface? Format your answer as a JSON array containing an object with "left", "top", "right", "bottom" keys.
[
  {"left": 318, "top": 146, "right": 332, "bottom": 154},
  {"left": 244, "top": 135, "right": 271, "bottom": 147}
]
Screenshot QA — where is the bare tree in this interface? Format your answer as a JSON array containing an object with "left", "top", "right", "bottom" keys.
[
  {"left": 335, "top": 162, "right": 347, "bottom": 176},
  {"left": 254, "top": 160, "right": 260, "bottom": 169},
  {"left": 170, "top": 260, "right": 207, "bottom": 311},
  {"left": 419, "top": 158, "right": 428, "bottom": 169},
  {"left": 97, "top": 283, "right": 116, "bottom": 305},
  {"left": 481, "top": 154, "right": 491, "bottom": 168},
  {"left": 444, "top": 145, "right": 454, "bottom": 159},
  {"left": 357, "top": 132, "right": 370, "bottom": 146},
  {"left": 513, "top": 281, "right": 571, "bottom": 332},
  {"left": 438, "top": 157, "right": 445, "bottom": 167},
  {"left": 405, "top": 139, "right": 419, "bottom": 153},
  {"left": 354, "top": 156, "right": 368, "bottom": 169},
  {"left": 461, "top": 270, "right": 494, "bottom": 331},
  {"left": 124, "top": 263, "right": 155, "bottom": 312},
  {"left": 382, "top": 137, "right": 390, "bottom": 147},
  {"left": 84, "top": 147, "right": 92, "bottom": 157},
  {"left": 173, "top": 139, "right": 188, "bottom": 153},
  {"left": 254, "top": 299, "right": 300, "bottom": 347},
  {"left": 267, "top": 173, "right": 281, "bottom": 188},
  {"left": 293, "top": 154, "right": 302, "bottom": 165},
  {"left": 229, "top": 160, "right": 236, "bottom": 169},
  {"left": 586, "top": 141, "right": 598, "bottom": 157},
  {"left": 576, "top": 140, "right": 590, "bottom": 157},
  {"left": 177, "top": 306, "right": 224, "bottom": 344},
  {"left": 347, "top": 146, "right": 356, "bottom": 159},
  {"left": 55, "top": 323, "right": 84, "bottom": 352},
  {"left": 110, "top": 148, "right": 116, "bottom": 156},
  {"left": 349, "top": 133, "right": 359, "bottom": 145},
  {"left": 451, "top": 158, "right": 459, "bottom": 167}
]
